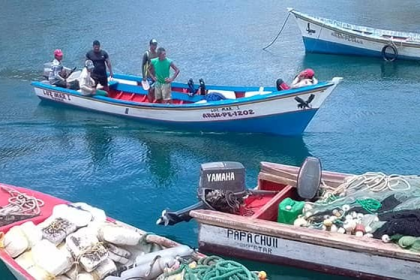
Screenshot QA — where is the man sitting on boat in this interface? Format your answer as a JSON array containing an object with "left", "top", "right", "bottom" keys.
[
  {"left": 47, "top": 49, "right": 71, "bottom": 88},
  {"left": 148, "top": 47, "right": 180, "bottom": 104},
  {"left": 78, "top": 60, "right": 107, "bottom": 97},
  {"left": 291, "top": 68, "right": 318, "bottom": 89}
]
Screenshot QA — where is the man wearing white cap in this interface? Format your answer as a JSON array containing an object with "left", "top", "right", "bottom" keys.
[{"left": 79, "top": 60, "right": 107, "bottom": 97}]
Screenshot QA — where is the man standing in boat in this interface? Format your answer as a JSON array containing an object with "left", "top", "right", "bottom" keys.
[
  {"left": 86, "top": 40, "right": 113, "bottom": 91},
  {"left": 142, "top": 39, "right": 158, "bottom": 102},
  {"left": 148, "top": 47, "right": 180, "bottom": 104}
]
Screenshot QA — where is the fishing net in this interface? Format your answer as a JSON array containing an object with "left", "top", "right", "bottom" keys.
[{"left": 308, "top": 173, "right": 420, "bottom": 215}]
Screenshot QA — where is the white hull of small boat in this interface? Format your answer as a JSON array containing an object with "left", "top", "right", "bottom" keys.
[
  {"left": 289, "top": 8, "right": 420, "bottom": 61},
  {"left": 32, "top": 74, "right": 342, "bottom": 136}
]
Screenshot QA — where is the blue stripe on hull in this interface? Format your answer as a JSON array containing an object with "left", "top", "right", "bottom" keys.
[
  {"left": 177, "top": 110, "right": 318, "bottom": 136},
  {"left": 302, "top": 37, "right": 420, "bottom": 61},
  {"left": 38, "top": 97, "right": 317, "bottom": 136}
]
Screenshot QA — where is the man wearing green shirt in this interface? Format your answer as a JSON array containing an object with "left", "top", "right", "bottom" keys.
[{"left": 149, "top": 47, "right": 180, "bottom": 104}]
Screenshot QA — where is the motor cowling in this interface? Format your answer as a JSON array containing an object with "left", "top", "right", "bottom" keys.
[
  {"left": 156, "top": 162, "right": 246, "bottom": 226},
  {"left": 198, "top": 161, "right": 246, "bottom": 199}
]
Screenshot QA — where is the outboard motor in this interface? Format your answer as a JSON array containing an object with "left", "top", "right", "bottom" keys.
[
  {"left": 296, "top": 156, "right": 322, "bottom": 200},
  {"left": 43, "top": 62, "right": 53, "bottom": 80},
  {"left": 156, "top": 162, "right": 246, "bottom": 226}
]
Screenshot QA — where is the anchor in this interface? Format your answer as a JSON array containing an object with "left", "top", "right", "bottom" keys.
[
  {"left": 295, "top": 94, "right": 315, "bottom": 109},
  {"left": 306, "top": 23, "right": 316, "bottom": 35}
]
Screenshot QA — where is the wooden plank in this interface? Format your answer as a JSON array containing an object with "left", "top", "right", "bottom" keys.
[
  {"left": 258, "top": 172, "right": 297, "bottom": 187},
  {"left": 251, "top": 185, "right": 294, "bottom": 220},
  {"left": 259, "top": 161, "right": 350, "bottom": 188},
  {"left": 190, "top": 210, "right": 420, "bottom": 262}
]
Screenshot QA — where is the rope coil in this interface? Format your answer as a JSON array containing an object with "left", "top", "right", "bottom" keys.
[
  {"left": 0, "top": 186, "right": 44, "bottom": 217},
  {"left": 313, "top": 173, "right": 412, "bottom": 207},
  {"left": 163, "top": 256, "right": 261, "bottom": 280}
]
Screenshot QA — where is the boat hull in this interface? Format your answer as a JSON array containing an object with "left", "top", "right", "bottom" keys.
[
  {"left": 3, "top": 261, "right": 26, "bottom": 280},
  {"left": 32, "top": 76, "right": 342, "bottom": 136},
  {"left": 198, "top": 223, "right": 420, "bottom": 280},
  {"left": 290, "top": 10, "right": 420, "bottom": 61},
  {"left": 194, "top": 214, "right": 420, "bottom": 280}
]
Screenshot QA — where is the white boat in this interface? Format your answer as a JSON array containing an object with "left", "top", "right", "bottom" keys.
[
  {"left": 32, "top": 73, "right": 342, "bottom": 136},
  {"left": 289, "top": 8, "right": 420, "bottom": 61}
]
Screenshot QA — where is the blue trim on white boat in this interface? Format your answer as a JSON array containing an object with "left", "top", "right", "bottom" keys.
[
  {"left": 31, "top": 81, "right": 333, "bottom": 109},
  {"left": 38, "top": 96, "right": 317, "bottom": 135},
  {"left": 291, "top": 9, "right": 420, "bottom": 43},
  {"left": 302, "top": 37, "right": 420, "bottom": 60}
]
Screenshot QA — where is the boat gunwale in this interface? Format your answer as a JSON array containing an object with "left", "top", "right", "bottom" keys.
[
  {"left": 31, "top": 79, "right": 339, "bottom": 111},
  {"left": 191, "top": 209, "right": 420, "bottom": 263}
]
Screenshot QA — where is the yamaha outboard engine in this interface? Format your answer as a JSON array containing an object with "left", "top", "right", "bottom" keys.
[{"left": 156, "top": 162, "right": 246, "bottom": 226}]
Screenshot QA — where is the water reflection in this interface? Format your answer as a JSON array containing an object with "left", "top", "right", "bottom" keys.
[
  {"left": 33, "top": 100, "right": 311, "bottom": 188},
  {"left": 83, "top": 123, "right": 113, "bottom": 166},
  {"left": 135, "top": 130, "right": 311, "bottom": 183}
]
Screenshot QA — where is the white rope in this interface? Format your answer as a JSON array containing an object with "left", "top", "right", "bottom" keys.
[
  {"left": 336, "top": 172, "right": 411, "bottom": 194},
  {"left": 310, "top": 173, "right": 412, "bottom": 206},
  {"left": 0, "top": 186, "right": 44, "bottom": 217}
]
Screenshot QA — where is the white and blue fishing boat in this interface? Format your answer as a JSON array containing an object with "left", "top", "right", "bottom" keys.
[
  {"left": 289, "top": 8, "right": 420, "bottom": 61},
  {"left": 31, "top": 73, "right": 342, "bottom": 136}
]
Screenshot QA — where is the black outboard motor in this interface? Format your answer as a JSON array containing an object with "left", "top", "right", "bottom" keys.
[
  {"left": 296, "top": 156, "right": 322, "bottom": 200},
  {"left": 156, "top": 162, "right": 246, "bottom": 226}
]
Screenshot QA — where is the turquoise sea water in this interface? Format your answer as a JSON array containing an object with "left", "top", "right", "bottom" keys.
[{"left": 2, "top": 0, "right": 420, "bottom": 279}]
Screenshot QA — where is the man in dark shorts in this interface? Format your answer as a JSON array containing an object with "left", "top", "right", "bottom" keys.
[{"left": 86, "top": 40, "right": 113, "bottom": 90}]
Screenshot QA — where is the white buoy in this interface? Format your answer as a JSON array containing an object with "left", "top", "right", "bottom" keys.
[
  {"left": 355, "top": 231, "right": 364, "bottom": 237},
  {"left": 293, "top": 218, "right": 308, "bottom": 227},
  {"left": 382, "top": 234, "right": 391, "bottom": 243},
  {"left": 345, "top": 214, "right": 353, "bottom": 221},
  {"left": 342, "top": 205, "right": 350, "bottom": 212}
]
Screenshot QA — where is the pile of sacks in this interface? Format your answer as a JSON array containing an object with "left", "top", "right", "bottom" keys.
[{"left": 2, "top": 203, "right": 143, "bottom": 280}]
